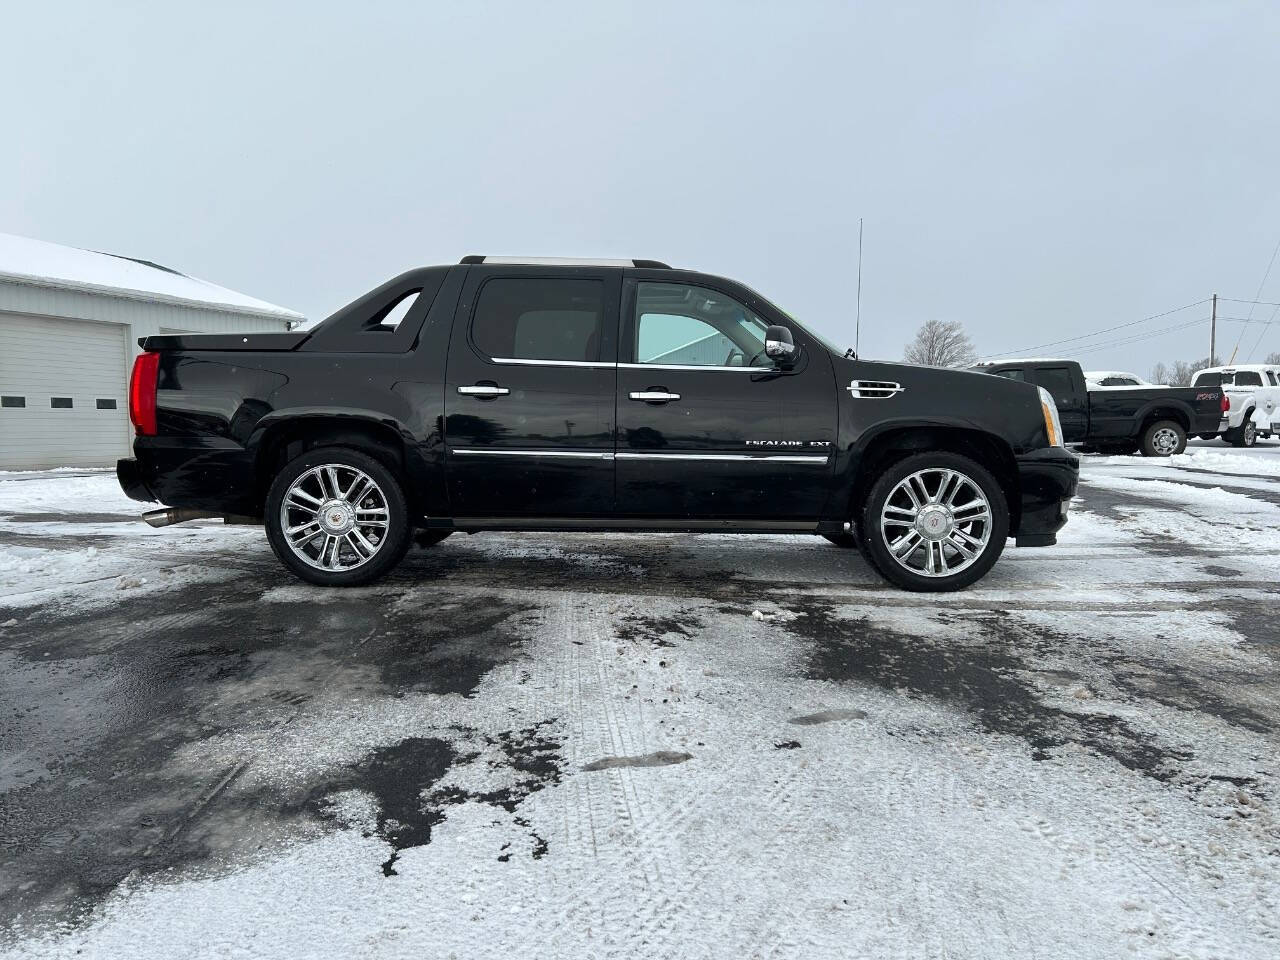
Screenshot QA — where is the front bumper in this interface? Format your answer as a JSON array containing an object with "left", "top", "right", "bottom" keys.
[
  {"left": 117, "top": 458, "right": 157, "bottom": 504},
  {"left": 1013, "top": 446, "right": 1079, "bottom": 547}
]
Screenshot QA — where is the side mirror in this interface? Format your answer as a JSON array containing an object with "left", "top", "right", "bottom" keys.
[{"left": 764, "top": 325, "right": 796, "bottom": 365}]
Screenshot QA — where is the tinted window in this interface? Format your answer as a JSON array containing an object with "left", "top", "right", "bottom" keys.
[
  {"left": 1268, "top": 371, "right": 1278, "bottom": 386},
  {"left": 1032, "top": 367, "right": 1075, "bottom": 401},
  {"left": 1, "top": 396, "right": 24, "bottom": 408},
  {"left": 1235, "top": 371, "right": 1263, "bottom": 386},
  {"left": 51, "top": 397, "right": 73, "bottom": 409},
  {"left": 96, "top": 398, "right": 117, "bottom": 410},
  {"left": 993, "top": 368, "right": 1025, "bottom": 381},
  {"left": 378, "top": 291, "right": 420, "bottom": 329},
  {"left": 472, "top": 279, "right": 603, "bottom": 362},
  {"left": 1193, "top": 371, "right": 1221, "bottom": 386},
  {"left": 634, "top": 282, "right": 767, "bottom": 366}
]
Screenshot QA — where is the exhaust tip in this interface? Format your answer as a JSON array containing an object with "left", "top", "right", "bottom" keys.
[{"left": 142, "top": 508, "right": 221, "bottom": 528}]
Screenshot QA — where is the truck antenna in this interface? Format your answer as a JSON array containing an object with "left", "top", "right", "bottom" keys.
[{"left": 855, "top": 218, "right": 863, "bottom": 357}]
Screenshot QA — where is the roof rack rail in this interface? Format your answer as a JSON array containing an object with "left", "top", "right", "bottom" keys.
[{"left": 459, "top": 255, "right": 671, "bottom": 268}]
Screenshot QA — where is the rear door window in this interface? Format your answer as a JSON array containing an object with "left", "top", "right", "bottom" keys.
[
  {"left": 1235, "top": 371, "right": 1263, "bottom": 387},
  {"left": 471, "top": 278, "right": 604, "bottom": 363},
  {"left": 1031, "top": 366, "right": 1076, "bottom": 403}
]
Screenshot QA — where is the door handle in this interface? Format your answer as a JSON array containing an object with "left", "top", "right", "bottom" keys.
[
  {"left": 629, "top": 390, "right": 681, "bottom": 403},
  {"left": 457, "top": 384, "right": 510, "bottom": 398}
]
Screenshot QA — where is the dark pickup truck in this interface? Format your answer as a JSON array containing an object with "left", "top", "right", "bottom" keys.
[
  {"left": 973, "top": 359, "right": 1225, "bottom": 456},
  {"left": 118, "top": 257, "right": 1078, "bottom": 592}
]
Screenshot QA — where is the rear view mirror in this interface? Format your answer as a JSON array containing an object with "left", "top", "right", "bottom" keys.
[{"left": 764, "top": 325, "right": 796, "bottom": 365}]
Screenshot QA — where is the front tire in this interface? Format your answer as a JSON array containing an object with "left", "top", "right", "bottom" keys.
[
  {"left": 265, "top": 447, "right": 412, "bottom": 586},
  {"left": 860, "top": 452, "right": 1010, "bottom": 592},
  {"left": 1140, "top": 420, "right": 1186, "bottom": 457}
]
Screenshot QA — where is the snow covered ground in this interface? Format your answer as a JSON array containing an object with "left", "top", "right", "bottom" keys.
[{"left": 1, "top": 444, "right": 1278, "bottom": 959}]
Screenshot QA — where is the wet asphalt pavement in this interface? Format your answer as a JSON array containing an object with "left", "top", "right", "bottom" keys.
[{"left": 1, "top": 451, "right": 1278, "bottom": 957}]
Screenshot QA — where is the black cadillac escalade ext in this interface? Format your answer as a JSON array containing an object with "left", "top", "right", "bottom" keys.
[{"left": 117, "top": 257, "right": 1078, "bottom": 592}]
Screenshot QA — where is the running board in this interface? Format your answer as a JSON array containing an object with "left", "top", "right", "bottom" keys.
[{"left": 453, "top": 517, "right": 820, "bottom": 534}]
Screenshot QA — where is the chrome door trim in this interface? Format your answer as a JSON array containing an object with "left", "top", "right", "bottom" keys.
[
  {"left": 451, "top": 448, "right": 615, "bottom": 460},
  {"left": 618, "top": 362, "right": 765, "bottom": 373},
  {"left": 488, "top": 357, "right": 616, "bottom": 368},
  {"left": 629, "top": 391, "right": 681, "bottom": 402},
  {"left": 616, "top": 452, "right": 829, "bottom": 464},
  {"left": 457, "top": 385, "right": 510, "bottom": 397}
]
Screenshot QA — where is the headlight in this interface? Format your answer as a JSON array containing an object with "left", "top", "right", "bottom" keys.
[{"left": 1038, "top": 386, "right": 1063, "bottom": 447}]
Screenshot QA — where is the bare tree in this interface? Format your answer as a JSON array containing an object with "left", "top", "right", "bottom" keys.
[
  {"left": 1266, "top": 351, "right": 1280, "bottom": 365},
  {"left": 903, "top": 319, "right": 977, "bottom": 367},
  {"left": 1153, "top": 356, "right": 1215, "bottom": 386}
]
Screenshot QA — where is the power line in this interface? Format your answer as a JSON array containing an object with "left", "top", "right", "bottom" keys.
[
  {"left": 978, "top": 298, "right": 1208, "bottom": 359},
  {"left": 1065, "top": 317, "right": 1209, "bottom": 358},
  {"left": 1231, "top": 233, "right": 1280, "bottom": 361}
]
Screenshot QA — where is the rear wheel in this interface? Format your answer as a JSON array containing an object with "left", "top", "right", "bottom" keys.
[
  {"left": 1228, "top": 419, "right": 1257, "bottom": 448},
  {"left": 265, "top": 447, "right": 412, "bottom": 586},
  {"left": 1140, "top": 420, "right": 1186, "bottom": 457},
  {"left": 860, "top": 452, "right": 1009, "bottom": 592}
]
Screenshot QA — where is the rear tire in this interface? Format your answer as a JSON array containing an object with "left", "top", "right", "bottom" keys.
[
  {"left": 859, "top": 452, "right": 1009, "bottom": 592},
  {"left": 265, "top": 447, "right": 412, "bottom": 586},
  {"left": 1228, "top": 419, "right": 1257, "bottom": 448},
  {"left": 1140, "top": 420, "right": 1186, "bottom": 457}
]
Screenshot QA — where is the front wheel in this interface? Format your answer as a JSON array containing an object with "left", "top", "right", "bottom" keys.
[
  {"left": 1140, "top": 420, "right": 1186, "bottom": 457},
  {"left": 860, "top": 453, "right": 1010, "bottom": 592},
  {"left": 265, "top": 447, "right": 412, "bottom": 586}
]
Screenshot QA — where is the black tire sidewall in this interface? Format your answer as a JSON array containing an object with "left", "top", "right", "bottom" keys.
[
  {"left": 1142, "top": 420, "right": 1186, "bottom": 457},
  {"left": 265, "top": 447, "right": 412, "bottom": 586},
  {"left": 860, "top": 452, "right": 1010, "bottom": 592}
]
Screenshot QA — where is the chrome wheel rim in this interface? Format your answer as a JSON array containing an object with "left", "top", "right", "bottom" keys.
[
  {"left": 879, "top": 468, "right": 992, "bottom": 578},
  {"left": 280, "top": 465, "right": 390, "bottom": 571},
  {"left": 1152, "top": 427, "right": 1180, "bottom": 455},
  {"left": 1243, "top": 422, "right": 1255, "bottom": 446}
]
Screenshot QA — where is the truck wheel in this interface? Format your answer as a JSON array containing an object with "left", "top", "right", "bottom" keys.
[
  {"left": 859, "top": 452, "right": 1009, "bottom": 592},
  {"left": 1140, "top": 420, "right": 1186, "bottom": 457},
  {"left": 1228, "top": 419, "right": 1257, "bottom": 448},
  {"left": 822, "top": 532, "right": 857, "bottom": 548},
  {"left": 265, "top": 447, "right": 412, "bottom": 586}
]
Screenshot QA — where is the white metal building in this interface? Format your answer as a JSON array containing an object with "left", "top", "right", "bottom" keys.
[{"left": 0, "top": 232, "right": 303, "bottom": 470}]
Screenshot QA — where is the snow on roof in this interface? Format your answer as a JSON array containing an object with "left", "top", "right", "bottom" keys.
[{"left": 0, "top": 232, "right": 303, "bottom": 321}]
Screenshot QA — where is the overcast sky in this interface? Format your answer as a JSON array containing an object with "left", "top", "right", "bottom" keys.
[{"left": 6, "top": 1, "right": 1279, "bottom": 372}]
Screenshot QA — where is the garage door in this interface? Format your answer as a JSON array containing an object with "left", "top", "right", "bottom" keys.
[{"left": 0, "top": 314, "right": 131, "bottom": 469}]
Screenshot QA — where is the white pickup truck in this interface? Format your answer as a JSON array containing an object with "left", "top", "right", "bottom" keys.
[{"left": 1190, "top": 364, "right": 1280, "bottom": 446}]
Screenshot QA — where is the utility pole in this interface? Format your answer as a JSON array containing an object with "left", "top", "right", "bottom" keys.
[{"left": 1210, "top": 292, "right": 1217, "bottom": 364}]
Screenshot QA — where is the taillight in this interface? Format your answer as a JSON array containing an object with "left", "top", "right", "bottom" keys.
[
  {"left": 129, "top": 352, "right": 160, "bottom": 436},
  {"left": 1221, "top": 393, "right": 1230, "bottom": 413}
]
